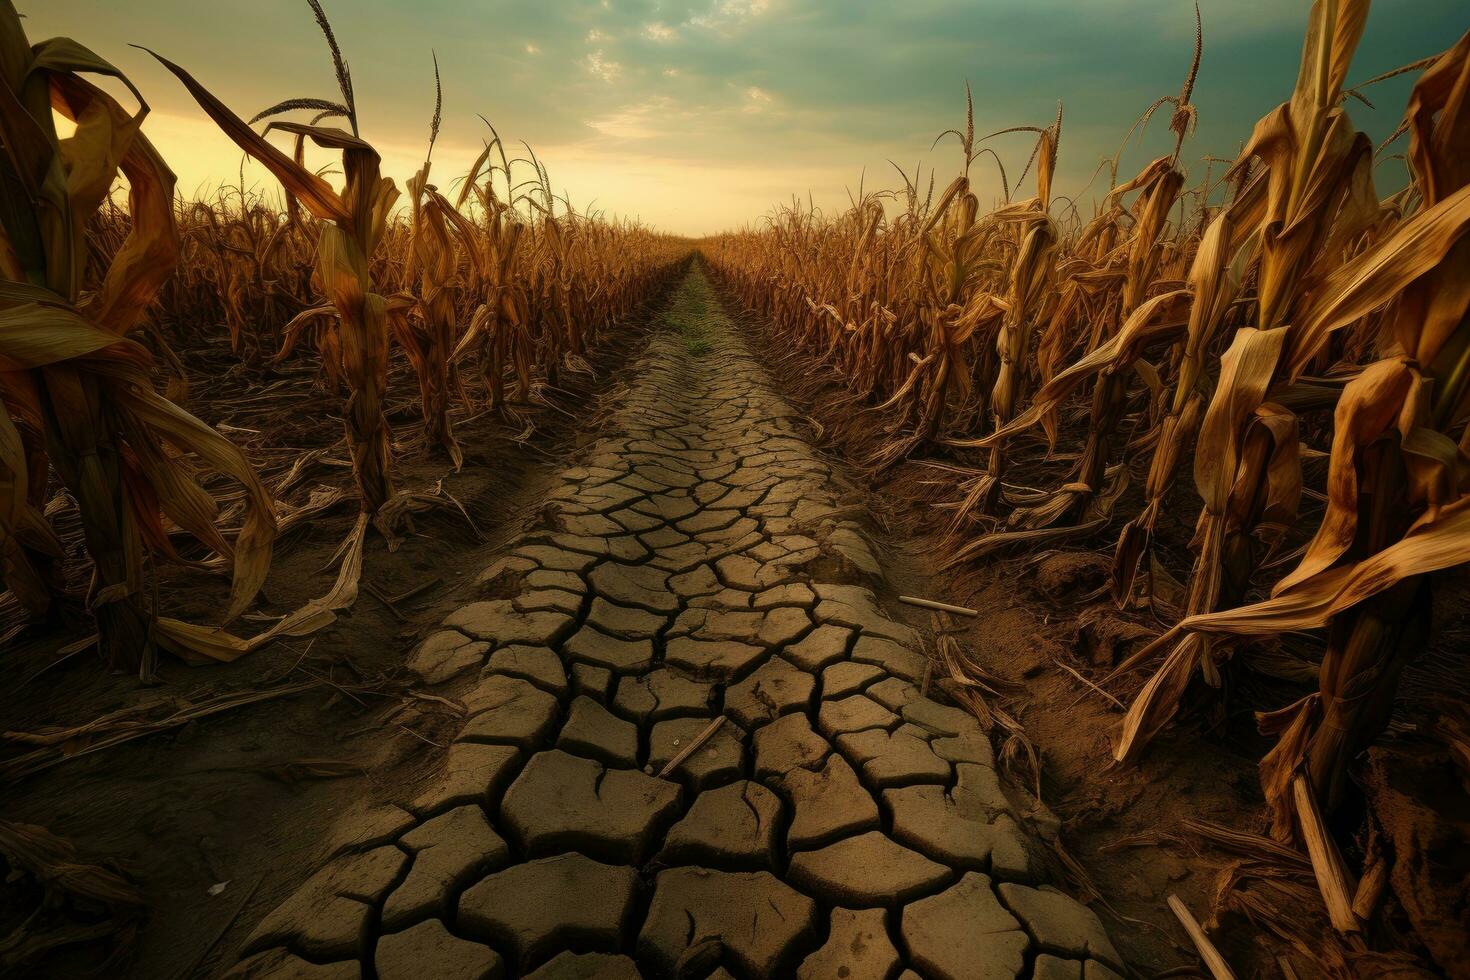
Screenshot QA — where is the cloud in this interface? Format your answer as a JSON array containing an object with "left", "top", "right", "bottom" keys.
[
  {"left": 588, "top": 98, "right": 677, "bottom": 141},
  {"left": 688, "top": 0, "right": 775, "bottom": 34},
  {"left": 583, "top": 50, "right": 622, "bottom": 83},
  {"left": 743, "top": 85, "right": 773, "bottom": 112},
  {"left": 22, "top": 0, "right": 1462, "bottom": 235},
  {"left": 694, "top": 0, "right": 772, "bottom": 25}
]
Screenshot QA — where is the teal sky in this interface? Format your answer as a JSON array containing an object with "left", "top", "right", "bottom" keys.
[{"left": 25, "top": 0, "right": 1468, "bottom": 235}]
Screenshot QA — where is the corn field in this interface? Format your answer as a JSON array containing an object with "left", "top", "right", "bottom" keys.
[
  {"left": 705, "top": 0, "right": 1470, "bottom": 958},
  {"left": 0, "top": 0, "right": 687, "bottom": 672},
  {"left": 2, "top": 0, "right": 1468, "bottom": 974}
]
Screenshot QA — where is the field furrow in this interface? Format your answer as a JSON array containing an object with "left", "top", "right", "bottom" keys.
[{"left": 233, "top": 266, "right": 1119, "bottom": 980}]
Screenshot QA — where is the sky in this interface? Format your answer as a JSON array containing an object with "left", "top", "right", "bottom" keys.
[{"left": 24, "top": 0, "right": 1468, "bottom": 236}]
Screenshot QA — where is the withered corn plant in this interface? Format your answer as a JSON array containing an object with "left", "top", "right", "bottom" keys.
[
  {"left": 1117, "top": 29, "right": 1470, "bottom": 843},
  {"left": 704, "top": 3, "right": 1470, "bottom": 864},
  {"left": 1113, "top": 0, "right": 1387, "bottom": 765},
  {"left": 402, "top": 60, "right": 474, "bottom": 468},
  {"left": 954, "top": 109, "right": 1062, "bottom": 514},
  {"left": 866, "top": 97, "right": 1001, "bottom": 471},
  {"left": 1108, "top": 176, "right": 1266, "bottom": 603},
  {"left": 148, "top": 0, "right": 403, "bottom": 526},
  {"left": 949, "top": 39, "right": 1202, "bottom": 562},
  {"left": 454, "top": 124, "right": 532, "bottom": 417},
  {"left": 0, "top": 1, "right": 275, "bottom": 671}
]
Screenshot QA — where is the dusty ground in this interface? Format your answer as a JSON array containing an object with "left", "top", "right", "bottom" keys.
[
  {"left": 7, "top": 263, "right": 1128, "bottom": 980},
  {"left": 193, "top": 263, "right": 1127, "bottom": 979},
  {"left": 5, "top": 257, "right": 1464, "bottom": 979}
]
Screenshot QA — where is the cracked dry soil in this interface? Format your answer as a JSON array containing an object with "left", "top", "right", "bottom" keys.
[{"left": 227, "top": 266, "right": 1123, "bottom": 980}]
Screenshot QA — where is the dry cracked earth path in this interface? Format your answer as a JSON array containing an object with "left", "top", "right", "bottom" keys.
[{"left": 230, "top": 266, "right": 1123, "bottom": 980}]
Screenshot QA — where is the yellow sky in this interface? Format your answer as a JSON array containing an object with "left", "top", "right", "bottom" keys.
[
  {"left": 29, "top": 0, "right": 1462, "bottom": 236},
  {"left": 133, "top": 109, "right": 851, "bottom": 237}
]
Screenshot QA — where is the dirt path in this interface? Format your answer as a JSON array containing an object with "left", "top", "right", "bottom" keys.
[{"left": 231, "top": 266, "right": 1120, "bottom": 980}]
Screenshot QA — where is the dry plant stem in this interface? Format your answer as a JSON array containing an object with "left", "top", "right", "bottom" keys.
[
  {"left": 1112, "top": 201, "right": 1251, "bottom": 602},
  {"left": 1303, "top": 562, "right": 1427, "bottom": 816},
  {"left": 897, "top": 594, "right": 979, "bottom": 617},
  {"left": 1, "top": 680, "right": 321, "bottom": 782},
  {"left": 1053, "top": 659, "right": 1124, "bottom": 709},
  {"left": 323, "top": 204, "right": 395, "bottom": 518},
  {"left": 656, "top": 715, "right": 727, "bottom": 778},
  {"left": 1065, "top": 163, "right": 1186, "bottom": 517},
  {"left": 39, "top": 369, "right": 152, "bottom": 670},
  {"left": 1351, "top": 853, "right": 1390, "bottom": 922},
  {"left": 1292, "top": 773, "right": 1361, "bottom": 934},
  {"left": 405, "top": 153, "right": 470, "bottom": 468},
  {"left": 1167, "top": 893, "right": 1238, "bottom": 980},
  {"left": 983, "top": 203, "right": 1058, "bottom": 508}
]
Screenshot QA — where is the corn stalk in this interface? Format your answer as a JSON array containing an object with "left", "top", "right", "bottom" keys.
[
  {"left": 1113, "top": 0, "right": 1380, "bottom": 764},
  {"left": 1125, "top": 33, "right": 1470, "bottom": 842},
  {"left": 147, "top": 0, "right": 401, "bottom": 520},
  {"left": 454, "top": 125, "right": 532, "bottom": 415},
  {"left": 953, "top": 112, "right": 1062, "bottom": 515},
  {"left": 401, "top": 61, "right": 474, "bottom": 467},
  {"left": 0, "top": 2, "right": 275, "bottom": 671},
  {"left": 861, "top": 91, "right": 1005, "bottom": 471},
  {"left": 1110, "top": 181, "right": 1265, "bottom": 602}
]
